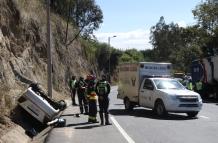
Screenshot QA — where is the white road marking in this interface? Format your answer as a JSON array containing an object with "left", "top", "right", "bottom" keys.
[
  {"left": 199, "top": 115, "right": 210, "bottom": 119},
  {"left": 110, "top": 116, "right": 135, "bottom": 143}
]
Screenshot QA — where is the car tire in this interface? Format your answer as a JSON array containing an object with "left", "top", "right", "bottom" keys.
[
  {"left": 57, "top": 100, "right": 66, "bottom": 111},
  {"left": 124, "top": 97, "right": 134, "bottom": 111},
  {"left": 154, "top": 100, "right": 167, "bottom": 117},
  {"left": 186, "top": 111, "right": 198, "bottom": 118}
]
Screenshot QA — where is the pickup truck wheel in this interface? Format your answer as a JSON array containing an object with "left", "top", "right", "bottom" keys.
[
  {"left": 186, "top": 112, "right": 198, "bottom": 118},
  {"left": 124, "top": 98, "right": 133, "bottom": 111},
  {"left": 155, "top": 100, "right": 166, "bottom": 117}
]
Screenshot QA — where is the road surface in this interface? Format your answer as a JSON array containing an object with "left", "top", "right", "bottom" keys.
[{"left": 45, "top": 86, "right": 218, "bottom": 143}]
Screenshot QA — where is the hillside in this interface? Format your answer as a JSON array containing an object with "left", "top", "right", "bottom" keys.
[{"left": 0, "top": 0, "right": 94, "bottom": 140}]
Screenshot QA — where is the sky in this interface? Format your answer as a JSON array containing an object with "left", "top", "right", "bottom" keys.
[{"left": 94, "top": 0, "right": 203, "bottom": 51}]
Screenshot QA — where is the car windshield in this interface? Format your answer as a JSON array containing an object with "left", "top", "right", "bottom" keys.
[{"left": 153, "top": 79, "right": 185, "bottom": 90}]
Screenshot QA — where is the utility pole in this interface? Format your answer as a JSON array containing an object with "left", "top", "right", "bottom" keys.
[
  {"left": 108, "top": 35, "right": 116, "bottom": 82},
  {"left": 47, "top": 0, "right": 52, "bottom": 98}
]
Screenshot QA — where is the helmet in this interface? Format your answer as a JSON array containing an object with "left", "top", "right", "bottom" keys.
[
  {"left": 72, "top": 76, "right": 76, "bottom": 80},
  {"left": 87, "top": 74, "right": 95, "bottom": 80}
]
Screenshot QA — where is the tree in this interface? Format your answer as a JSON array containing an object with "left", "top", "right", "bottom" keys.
[
  {"left": 125, "top": 49, "right": 144, "bottom": 62},
  {"left": 95, "top": 43, "right": 110, "bottom": 71},
  {"left": 149, "top": 16, "right": 205, "bottom": 72},
  {"left": 141, "top": 49, "right": 156, "bottom": 61},
  {"left": 192, "top": 0, "right": 218, "bottom": 35},
  {"left": 110, "top": 49, "right": 122, "bottom": 74},
  {"left": 69, "top": 0, "right": 103, "bottom": 39},
  {"left": 192, "top": 0, "right": 218, "bottom": 55},
  {"left": 51, "top": 0, "right": 103, "bottom": 45},
  {"left": 119, "top": 53, "right": 132, "bottom": 63},
  {"left": 150, "top": 16, "right": 183, "bottom": 62}
]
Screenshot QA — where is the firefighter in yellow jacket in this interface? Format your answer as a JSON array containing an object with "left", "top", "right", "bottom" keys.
[{"left": 86, "top": 74, "right": 99, "bottom": 123}]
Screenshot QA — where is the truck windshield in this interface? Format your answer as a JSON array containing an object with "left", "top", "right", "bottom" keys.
[{"left": 153, "top": 79, "right": 185, "bottom": 90}]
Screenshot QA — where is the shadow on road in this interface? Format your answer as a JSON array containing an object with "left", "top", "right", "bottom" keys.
[
  {"left": 203, "top": 99, "right": 218, "bottom": 104},
  {"left": 61, "top": 114, "right": 80, "bottom": 117},
  {"left": 66, "top": 122, "right": 92, "bottom": 127},
  {"left": 74, "top": 124, "right": 101, "bottom": 129},
  {"left": 109, "top": 108, "right": 197, "bottom": 121},
  {"left": 113, "top": 103, "right": 124, "bottom": 106}
]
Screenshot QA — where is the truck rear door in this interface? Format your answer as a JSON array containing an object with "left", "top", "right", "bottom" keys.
[{"left": 139, "top": 79, "right": 155, "bottom": 108}]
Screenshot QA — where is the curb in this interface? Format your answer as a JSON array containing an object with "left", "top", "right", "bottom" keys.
[{"left": 31, "top": 100, "right": 72, "bottom": 143}]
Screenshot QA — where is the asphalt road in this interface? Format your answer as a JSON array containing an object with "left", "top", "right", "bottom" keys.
[{"left": 45, "top": 86, "right": 218, "bottom": 143}]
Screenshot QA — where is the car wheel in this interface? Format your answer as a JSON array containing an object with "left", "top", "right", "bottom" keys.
[
  {"left": 187, "top": 112, "right": 198, "bottom": 118},
  {"left": 155, "top": 100, "right": 167, "bottom": 117},
  {"left": 124, "top": 98, "right": 133, "bottom": 111},
  {"left": 58, "top": 100, "right": 66, "bottom": 111}
]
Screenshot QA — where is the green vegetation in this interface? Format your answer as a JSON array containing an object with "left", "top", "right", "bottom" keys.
[
  {"left": 50, "top": 0, "right": 218, "bottom": 75},
  {"left": 51, "top": 0, "right": 103, "bottom": 43},
  {"left": 147, "top": 0, "right": 218, "bottom": 72}
]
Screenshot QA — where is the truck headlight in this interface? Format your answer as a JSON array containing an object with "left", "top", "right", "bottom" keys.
[{"left": 169, "top": 95, "right": 178, "bottom": 101}]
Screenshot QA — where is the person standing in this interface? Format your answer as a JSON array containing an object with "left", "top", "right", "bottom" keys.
[
  {"left": 77, "top": 76, "right": 88, "bottom": 114},
  {"left": 187, "top": 79, "right": 193, "bottom": 91},
  {"left": 96, "top": 75, "right": 111, "bottom": 125},
  {"left": 86, "top": 74, "right": 99, "bottom": 123},
  {"left": 195, "top": 79, "right": 203, "bottom": 96},
  {"left": 69, "top": 76, "right": 77, "bottom": 105}
]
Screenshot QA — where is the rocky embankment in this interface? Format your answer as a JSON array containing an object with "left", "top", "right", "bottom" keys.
[{"left": 0, "top": 0, "right": 94, "bottom": 142}]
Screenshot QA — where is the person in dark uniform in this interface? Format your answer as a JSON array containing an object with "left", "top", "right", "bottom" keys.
[
  {"left": 96, "top": 75, "right": 111, "bottom": 125},
  {"left": 77, "top": 76, "right": 88, "bottom": 115},
  {"left": 69, "top": 76, "right": 77, "bottom": 105}
]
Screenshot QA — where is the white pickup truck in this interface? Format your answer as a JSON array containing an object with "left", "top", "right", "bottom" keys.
[{"left": 117, "top": 62, "right": 203, "bottom": 117}]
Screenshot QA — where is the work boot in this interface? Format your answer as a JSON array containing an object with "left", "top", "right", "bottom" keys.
[
  {"left": 105, "top": 114, "right": 112, "bottom": 125},
  {"left": 88, "top": 119, "right": 99, "bottom": 123},
  {"left": 100, "top": 113, "right": 104, "bottom": 125}
]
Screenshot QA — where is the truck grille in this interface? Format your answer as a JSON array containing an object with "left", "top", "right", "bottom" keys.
[
  {"left": 178, "top": 96, "right": 198, "bottom": 102},
  {"left": 179, "top": 104, "right": 199, "bottom": 107}
]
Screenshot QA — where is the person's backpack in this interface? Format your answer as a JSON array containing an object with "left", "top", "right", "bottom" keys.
[{"left": 97, "top": 81, "right": 108, "bottom": 95}]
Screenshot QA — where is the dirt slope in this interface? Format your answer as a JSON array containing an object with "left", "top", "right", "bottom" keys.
[{"left": 0, "top": 0, "right": 94, "bottom": 141}]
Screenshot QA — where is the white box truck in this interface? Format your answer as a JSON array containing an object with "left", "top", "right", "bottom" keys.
[{"left": 117, "top": 62, "right": 203, "bottom": 117}]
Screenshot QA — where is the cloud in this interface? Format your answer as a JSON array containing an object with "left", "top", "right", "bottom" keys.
[
  {"left": 94, "top": 29, "right": 152, "bottom": 51},
  {"left": 177, "top": 21, "right": 187, "bottom": 27}
]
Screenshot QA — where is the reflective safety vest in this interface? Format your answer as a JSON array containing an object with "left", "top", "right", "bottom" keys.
[
  {"left": 196, "top": 81, "right": 202, "bottom": 91},
  {"left": 97, "top": 81, "right": 108, "bottom": 95},
  {"left": 187, "top": 82, "right": 193, "bottom": 90},
  {"left": 70, "top": 80, "right": 77, "bottom": 89}
]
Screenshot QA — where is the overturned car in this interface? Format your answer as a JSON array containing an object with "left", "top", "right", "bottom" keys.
[{"left": 18, "top": 83, "right": 66, "bottom": 124}]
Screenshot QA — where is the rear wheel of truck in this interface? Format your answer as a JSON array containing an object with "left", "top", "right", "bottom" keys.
[
  {"left": 124, "top": 97, "right": 134, "bottom": 111},
  {"left": 154, "top": 100, "right": 167, "bottom": 117},
  {"left": 186, "top": 111, "right": 198, "bottom": 118}
]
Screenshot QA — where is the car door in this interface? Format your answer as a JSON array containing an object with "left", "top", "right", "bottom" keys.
[{"left": 139, "top": 79, "right": 155, "bottom": 108}]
